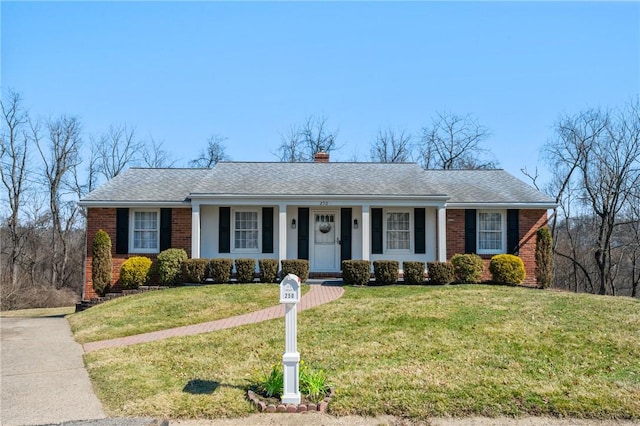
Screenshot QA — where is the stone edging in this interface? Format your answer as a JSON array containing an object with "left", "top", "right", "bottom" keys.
[{"left": 247, "top": 388, "right": 335, "bottom": 413}]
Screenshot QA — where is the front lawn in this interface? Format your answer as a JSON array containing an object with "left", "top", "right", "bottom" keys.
[
  {"left": 80, "top": 285, "right": 640, "bottom": 420},
  {"left": 69, "top": 284, "right": 308, "bottom": 343}
]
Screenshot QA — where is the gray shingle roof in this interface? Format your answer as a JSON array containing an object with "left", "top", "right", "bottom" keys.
[
  {"left": 79, "top": 163, "right": 555, "bottom": 206},
  {"left": 80, "top": 168, "right": 214, "bottom": 204}
]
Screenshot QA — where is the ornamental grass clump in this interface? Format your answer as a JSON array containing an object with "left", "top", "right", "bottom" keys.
[
  {"left": 250, "top": 360, "right": 330, "bottom": 404},
  {"left": 489, "top": 254, "right": 526, "bottom": 285}
]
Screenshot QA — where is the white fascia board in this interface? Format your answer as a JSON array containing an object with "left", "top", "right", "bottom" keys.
[
  {"left": 446, "top": 202, "right": 558, "bottom": 209},
  {"left": 189, "top": 193, "right": 449, "bottom": 207},
  {"left": 78, "top": 200, "right": 191, "bottom": 208}
]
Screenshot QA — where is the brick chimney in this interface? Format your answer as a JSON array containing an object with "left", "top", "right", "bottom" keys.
[{"left": 314, "top": 152, "right": 329, "bottom": 163}]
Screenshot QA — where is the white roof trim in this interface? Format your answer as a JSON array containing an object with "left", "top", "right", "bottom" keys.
[
  {"left": 446, "top": 202, "right": 558, "bottom": 209},
  {"left": 78, "top": 201, "right": 191, "bottom": 208}
]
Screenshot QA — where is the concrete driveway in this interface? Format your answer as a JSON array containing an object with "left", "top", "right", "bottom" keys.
[{"left": 1, "top": 315, "right": 106, "bottom": 425}]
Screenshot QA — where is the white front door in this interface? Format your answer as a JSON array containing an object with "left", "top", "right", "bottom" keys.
[{"left": 312, "top": 211, "right": 339, "bottom": 271}]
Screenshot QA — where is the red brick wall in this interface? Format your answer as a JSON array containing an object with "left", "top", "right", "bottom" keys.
[
  {"left": 445, "top": 208, "right": 548, "bottom": 286},
  {"left": 84, "top": 207, "right": 192, "bottom": 300}
]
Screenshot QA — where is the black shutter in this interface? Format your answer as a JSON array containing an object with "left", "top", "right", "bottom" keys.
[
  {"left": 414, "top": 208, "right": 426, "bottom": 254},
  {"left": 297, "top": 208, "right": 309, "bottom": 260},
  {"left": 464, "top": 209, "right": 477, "bottom": 254},
  {"left": 262, "top": 207, "right": 274, "bottom": 253},
  {"left": 507, "top": 209, "right": 520, "bottom": 255},
  {"left": 340, "top": 208, "right": 352, "bottom": 262},
  {"left": 160, "top": 208, "right": 172, "bottom": 251},
  {"left": 372, "top": 208, "right": 383, "bottom": 254},
  {"left": 116, "top": 208, "right": 129, "bottom": 254},
  {"left": 219, "top": 207, "right": 231, "bottom": 253}
]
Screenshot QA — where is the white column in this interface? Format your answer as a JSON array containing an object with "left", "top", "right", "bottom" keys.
[
  {"left": 281, "top": 303, "right": 300, "bottom": 404},
  {"left": 361, "top": 205, "right": 370, "bottom": 261},
  {"left": 191, "top": 202, "right": 200, "bottom": 259},
  {"left": 278, "top": 204, "right": 287, "bottom": 266},
  {"left": 437, "top": 207, "right": 447, "bottom": 262}
]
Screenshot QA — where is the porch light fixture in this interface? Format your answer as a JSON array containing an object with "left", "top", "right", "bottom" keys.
[
  {"left": 353, "top": 219, "right": 358, "bottom": 229},
  {"left": 291, "top": 218, "right": 296, "bottom": 229}
]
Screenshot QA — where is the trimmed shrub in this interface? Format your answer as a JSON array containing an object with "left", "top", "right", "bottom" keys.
[
  {"left": 259, "top": 259, "right": 279, "bottom": 283},
  {"left": 490, "top": 254, "right": 526, "bottom": 285},
  {"left": 209, "top": 258, "right": 233, "bottom": 283},
  {"left": 235, "top": 258, "right": 256, "bottom": 283},
  {"left": 119, "top": 256, "right": 152, "bottom": 289},
  {"left": 402, "top": 261, "right": 425, "bottom": 285},
  {"left": 182, "top": 258, "right": 209, "bottom": 283},
  {"left": 373, "top": 260, "right": 399, "bottom": 285},
  {"left": 157, "top": 248, "right": 188, "bottom": 285},
  {"left": 281, "top": 259, "right": 309, "bottom": 282},
  {"left": 451, "top": 253, "right": 484, "bottom": 283},
  {"left": 92, "top": 229, "right": 112, "bottom": 296},
  {"left": 427, "top": 261, "right": 455, "bottom": 285},
  {"left": 341, "top": 260, "right": 371, "bottom": 286},
  {"left": 535, "top": 227, "right": 553, "bottom": 289}
]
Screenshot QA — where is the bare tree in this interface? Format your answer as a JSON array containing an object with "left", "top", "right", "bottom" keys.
[
  {"left": 419, "top": 111, "right": 497, "bottom": 170},
  {"left": 142, "top": 137, "right": 178, "bottom": 168},
  {"left": 93, "top": 124, "right": 143, "bottom": 180},
  {"left": 189, "top": 134, "right": 229, "bottom": 168},
  {"left": 544, "top": 99, "right": 640, "bottom": 296},
  {"left": 276, "top": 115, "right": 339, "bottom": 162},
  {"left": 34, "top": 115, "right": 84, "bottom": 289},
  {"left": 0, "top": 90, "right": 31, "bottom": 294},
  {"left": 370, "top": 127, "right": 413, "bottom": 163}
]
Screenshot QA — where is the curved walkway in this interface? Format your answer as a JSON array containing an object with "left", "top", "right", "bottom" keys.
[{"left": 83, "top": 283, "right": 344, "bottom": 353}]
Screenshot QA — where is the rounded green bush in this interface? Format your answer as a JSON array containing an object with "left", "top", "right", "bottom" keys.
[
  {"left": 119, "top": 256, "right": 152, "bottom": 289},
  {"left": 489, "top": 254, "right": 526, "bottom": 285},
  {"left": 451, "top": 253, "right": 484, "bottom": 284},
  {"left": 341, "top": 260, "right": 371, "bottom": 286},
  {"left": 157, "top": 248, "right": 188, "bottom": 285},
  {"left": 92, "top": 229, "right": 112, "bottom": 296}
]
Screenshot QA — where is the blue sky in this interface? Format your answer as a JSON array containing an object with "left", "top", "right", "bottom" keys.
[{"left": 2, "top": 1, "right": 639, "bottom": 187}]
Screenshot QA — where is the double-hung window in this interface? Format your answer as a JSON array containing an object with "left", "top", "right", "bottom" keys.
[
  {"left": 477, "top": 211, "right": 505, "bottom": 254},
  {"left": 386, "top": 211, "right": 410, "bottom": 251},
  {"left": 234, "top": 210, "right": 259, "bottom": 251},
  {"left": 131, "top": 210, "right": 159, "bottom": 253}
]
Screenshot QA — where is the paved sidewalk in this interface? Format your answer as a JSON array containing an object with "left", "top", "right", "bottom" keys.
[
  {"left": 83, "top": 283, "right": 344, "bottom": 353},
  {"left": 1, "top": 316, "right": 106, "bottom": 425}
]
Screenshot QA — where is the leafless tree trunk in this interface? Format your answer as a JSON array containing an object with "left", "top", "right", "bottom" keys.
[
  {"left": 189, "top": 134, "right": 229, "bottom": 167},
  {"left": 370, "top": 127, "right": 413, "bottom": 163},
  {"left": 419, "top": 111, "right": 497, "bottom": 170},
  {"left": 142, "top": 137, "right": 178, "bottom": 168},
  {"left": 93, "top": 124, "right": 143, "bottom": 180},
  {"left": 0, "top": 90, "right": 31, "bottom": 292}
]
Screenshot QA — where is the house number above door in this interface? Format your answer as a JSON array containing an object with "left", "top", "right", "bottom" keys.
[{"left": 319, "top": 201, "right": 328, "bottom": 206}]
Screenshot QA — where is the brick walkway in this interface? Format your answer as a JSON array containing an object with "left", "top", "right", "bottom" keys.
[{"left": 82, "top": 283, "right": 344, "bottom": 353}]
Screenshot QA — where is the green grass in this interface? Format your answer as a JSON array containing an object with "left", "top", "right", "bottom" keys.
[
  {"left": 0, "top": 306, "right": 75, "bottom": 317},
  {"left": 79, "top": 285, "right": 640, "bottom": 420},
  {"left": 69, "top": 284, "right": 308, "bottom": 343}
]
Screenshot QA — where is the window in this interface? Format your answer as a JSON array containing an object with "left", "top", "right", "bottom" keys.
[
  {"left": 477, "top": 211, "right": 505, "bottom": 254},
  {"left": 234, "top": 210, "right": 259, "bottom": 251},
  {"left": 131, "top": 210, "right": 159, "bottom": 253},
  {"left": 386, "top": 211, "right": 410, "bottom": 251}
]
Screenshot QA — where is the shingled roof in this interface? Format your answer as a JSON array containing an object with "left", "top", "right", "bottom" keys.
[{"left": 79, "top": 163, "right": 555, "bottom": 207}]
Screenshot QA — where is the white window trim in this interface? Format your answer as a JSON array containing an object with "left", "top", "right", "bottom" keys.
[
  {"left": 129, "top": 209, "right": 160, "bottom": 254},
  {"left": 476, "top": 210, "right": 507, "bottom": 255},
  {"left": 232, "top": 208, "right": 261, "bottom": 254},
  {"left": 383, "top": 209, "right": 412, "bottom": 254}
]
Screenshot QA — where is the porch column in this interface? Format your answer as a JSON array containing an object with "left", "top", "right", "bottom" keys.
[
  {"left": 191, "top": 202, "right": 200, "bottom": 259},
  {"left": 437, "top": 206, "right": 447, "bottom": 262},
  {"left": 361, "top": 205, "right": 370, "bottom": 261},
  {"left": 278, "top": 203, "right": 287, "bottom": 266}
]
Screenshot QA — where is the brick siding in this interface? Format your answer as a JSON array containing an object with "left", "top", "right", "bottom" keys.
[{"left": 84, "top": 207, "right": 192, "bottom": 300}]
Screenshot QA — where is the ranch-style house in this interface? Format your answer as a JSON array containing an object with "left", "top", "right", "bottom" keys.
[{"left": 79, "top": 153, "right": 556, "bottom": 299}]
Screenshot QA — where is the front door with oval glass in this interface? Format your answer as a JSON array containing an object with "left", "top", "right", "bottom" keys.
[{"left": 312, "top": 212, "right": 338, "bottom": 271}]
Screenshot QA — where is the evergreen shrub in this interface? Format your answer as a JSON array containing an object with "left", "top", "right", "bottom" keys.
[
  {"left": 373, "top": 260, "right": 399, "bottom": 285},
  {"left": 182, "top": 258, "right": 209, "bottom": 283},
  {"left": 402, "top": 261, "right": 425, "bottom": 285},
  {"left": 427, "top": 261, "right": 455, "bottom": 285},
  {"left": 259, "top": 259, "right": 279, "bottom": 283},
  {"left": 157, "top": 248, "right": 188, "bottom": 285},
  {"left": 451, "top": 253, "right": 484, "bottom": 283},
  {"left": 209, "top": 258, "right": 233, "bottom": 283},
  {"left": 92, "top": 229, "right": 112, "bottom": 296},
  {"left": 281, "top": 259, "right": 309, "bottom": 282},
  {"left": 235, "top": 258, "right": 256, "bottom": 283},
  {"left": 489, "top": 254, "right": 526, "bottom": 285},
  {"left": 535, "top": 227, "right": 553, "bottom": 289},
  {"left": 341, "top": 260, "right": 371, "bottom": 286},
  {"left": 119, "top": 256, "right": 152, "bottom": 289}
]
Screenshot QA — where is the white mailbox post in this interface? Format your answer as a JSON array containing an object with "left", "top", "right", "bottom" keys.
[{"left": 279, "top": 273, "right": 301, "bottom": 405}]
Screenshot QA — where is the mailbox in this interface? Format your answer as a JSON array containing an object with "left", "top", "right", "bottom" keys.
[{"left": 279, "top": 274, "right": 301, "bottom": 304}]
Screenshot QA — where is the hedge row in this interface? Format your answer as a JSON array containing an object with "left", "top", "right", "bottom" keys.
[{"left": 341, "top": 253, "right": 526, "bottom": 286}]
